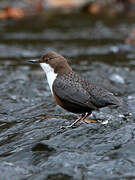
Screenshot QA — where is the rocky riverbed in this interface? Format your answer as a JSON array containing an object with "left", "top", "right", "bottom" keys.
[{"left": 0, "top": 13, "right": 135, "bottom": 180}]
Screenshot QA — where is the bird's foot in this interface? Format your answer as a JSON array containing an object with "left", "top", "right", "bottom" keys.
[
  {"left": 60, "top": 116, "right": 83, "bottom": 129},
  {"left": 61, "top": 120, "right": 81, "bottom": 130},
  {"left": 82, "top": 118, "right": 98, "bottom": 124},
  {"left": 60, "top": 112, "right": 91, "bottom": 129},
  {"left": 60, "top": 124, "right": 77, "bottom": 130}
]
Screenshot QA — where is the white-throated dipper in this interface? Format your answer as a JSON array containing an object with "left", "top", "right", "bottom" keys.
[{"left": 29, "top": 52, "right": 121, "bottom": 128}]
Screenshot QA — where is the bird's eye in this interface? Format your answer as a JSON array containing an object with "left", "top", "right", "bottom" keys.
[{"left": 45, "top": 58, "right": 49, "bottom": 62}]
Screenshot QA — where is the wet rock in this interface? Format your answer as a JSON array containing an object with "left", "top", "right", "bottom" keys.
[
  {"left": 0, "top": 161, "right": 40, "bottom": 180},
  {"left": 47, "top": 173, "right": 72, "bottom": 180},
  {"left": 25, "top": 123, "right": 135, "bottom": 180},
  {"left": 125, "top": 29, "right": 135, "bottom": 44},
  {"left": 0, "top": 10, "right": 135, "bottom": 180},
  {"left": 32, "top": 143, "right": 56, "bottom": 152},
  {"left": 109, "top": 74, "right": 125, "bottom": 84}
]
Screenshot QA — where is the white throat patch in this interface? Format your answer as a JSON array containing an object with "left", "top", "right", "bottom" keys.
[{"left": 40, "top": 63, "right": 57, "bottom": 94}]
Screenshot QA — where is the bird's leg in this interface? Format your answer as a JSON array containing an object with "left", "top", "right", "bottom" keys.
[
  {"left": 61, "top": 113, "right": 86, "bottom": 129},
  {"left": 81, "top": 112, "right": 91, "bottom": 124},
  {"left": 66, "top": 113, "right": 86, "bottom": 128},
  {"left": 82, "top": 112, "right": 98, "bottom": 123},
  {"left": 67, "top": 112, "right": 91, "bottom": 128}
]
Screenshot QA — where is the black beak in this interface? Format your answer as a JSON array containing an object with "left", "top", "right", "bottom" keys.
[{"left": 28, "top": 59, "right": 40, "bottom": 64}]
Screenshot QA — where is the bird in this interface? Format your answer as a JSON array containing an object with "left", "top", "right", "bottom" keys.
[{"left": 28, "top": 51, "right": 121, "bottom": 128}]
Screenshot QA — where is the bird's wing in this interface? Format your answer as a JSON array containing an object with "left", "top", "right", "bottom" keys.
[
  {"left": 87, "top": 83, "right": 121, "bottom": 108},
  {"left": 53, "top": 78, "right": 97, "bottom": 110}
]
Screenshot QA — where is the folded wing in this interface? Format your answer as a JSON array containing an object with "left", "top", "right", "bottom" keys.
[{"left": 53, "top": 78, "right": 97, "bottom": 111}]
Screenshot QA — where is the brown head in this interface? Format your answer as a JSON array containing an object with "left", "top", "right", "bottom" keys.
[{"left": 29, "top": 51, "right": 72, "bottom": 75}]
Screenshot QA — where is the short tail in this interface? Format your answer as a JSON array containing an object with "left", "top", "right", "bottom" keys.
[
  {"left": 106, "top": 92, "right": 122, "bottom": 107},
  {"left": 110, "top": 95, "right": 129, "bottom": 114}
]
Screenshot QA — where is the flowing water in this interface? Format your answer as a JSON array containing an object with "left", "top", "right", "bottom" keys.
[{"left": 0, "top": 13, "right": 135, "bottom": 180}]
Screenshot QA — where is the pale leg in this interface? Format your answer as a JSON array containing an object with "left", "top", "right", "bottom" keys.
[
  {"left": 66, "top": 113, "right": 86, "bottom": 128},
  {"left": 61, "top": 113, "right": 86, "bottom": 129},
  {"left": 81, "top": 112, "right": 91, "bottom": 124}
]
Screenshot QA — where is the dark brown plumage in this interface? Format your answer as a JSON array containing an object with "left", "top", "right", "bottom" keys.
[{"left": 29, "top": 52, "right": 121, "bottom": 128}]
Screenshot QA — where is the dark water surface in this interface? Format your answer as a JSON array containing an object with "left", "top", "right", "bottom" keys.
[{"left": 0, "top": 13, "right": 135, "bottom": 180}]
